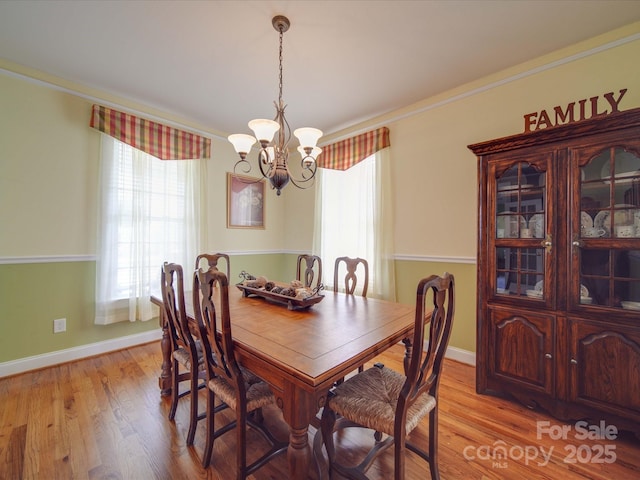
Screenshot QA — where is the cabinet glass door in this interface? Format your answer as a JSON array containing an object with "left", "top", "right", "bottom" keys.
[
  {"left": 496, "top": 246, "right": 545, "bottom": 297},
  {"left": 575, "top": 145, "right": 640, "bottom": 310},
  {"left": 491, "top": 159, "right": 550, "bottom": 301}
]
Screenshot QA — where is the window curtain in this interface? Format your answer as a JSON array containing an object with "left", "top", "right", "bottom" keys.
[
  {"left": 93, "top": 107, "right": 208, "bottom": 324},
  {"left": 313, "top": 127, "right": 395, "bottom": 300},
  {"left": 317, "top": 126, "right": 390, "bottom": 170},
  {"left": 90, "top": 104, "right": 211, "bottom": 160}
]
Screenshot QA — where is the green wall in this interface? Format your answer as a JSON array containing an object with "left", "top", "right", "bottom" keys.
[
  {"left": 0, "top": 261, "right": 156, "bottom": 363},
  {"left": 0, "top": 255, "right": 475, "bottom": 364},
  {"left": 228, "top": 253, "right": 288, "bottom": 285},
  {"left": 395, "top": 260, "right": 476, "bottom": 353},
  {"left": 0, "top": 254, "right": 290, "bottom": 363}
]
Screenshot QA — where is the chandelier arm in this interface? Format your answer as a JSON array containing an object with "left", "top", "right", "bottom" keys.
[
  {"left": 287, "top": 159, "right": 318, "bottom": 186},
  {"left": 258, "top": 150, "right": 274, "bottom": 179},
  {"left": 297, "top": 165, "right": 317, "bottom": 181},
  {"left": 233, "top": 158, "right": 267, "bottom": 184},
  {"left": 273, "top": 101, "right": 291, "bottom": 152},
  {"left": 282, "top": 104, "right": 292, "bottom": 148},
  {"left": 288, "top": 172, "right": 317, "bottom": 189},
  {"left": 299, "top": 155, "right": 318, "bottom": 172}
]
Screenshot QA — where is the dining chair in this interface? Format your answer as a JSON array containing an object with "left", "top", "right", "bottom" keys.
[
  {"left": 333, "top": 256, "right": 369, "bottom": 297},
  {"left": 160, "top": 262, "right": 206, "bottom": 446},
  {"left": 193, "top": 267, "right": 288, "bottom": 478},
  {"left": 296, "top": 254, "right": 322, "bottom": 290},
  {"left": 334, "top": 256, "right": 369, "bottom": 377},
  {"left": 195, "top": 252, "right": 231, "bottom": 279},
  {"left": 319, "top": 272, "right": 455, "bottom": 480}
]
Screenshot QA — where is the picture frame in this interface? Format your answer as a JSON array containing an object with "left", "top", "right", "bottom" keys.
[{"left": 227, "top": 173, "right": 265, "bottom": 229}]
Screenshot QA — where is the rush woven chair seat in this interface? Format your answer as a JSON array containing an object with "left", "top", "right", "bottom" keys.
[
  {"left": 207, "top": 369, "right": 274, "bottom": 413},
  {"left": 320, "top": 273, "right": 455, "bottom": 480},
  {"left": 161, "top": 262, "right": 207, "bottom": 446},
  {"left": 193, "top": 267, "right": 288, "bottom": 479},
  {"left": 170, "top": 342, "right": 203, "bottom": 372},
  {"left": 326, "top": 365, "right": 436, "bottom": 435}
]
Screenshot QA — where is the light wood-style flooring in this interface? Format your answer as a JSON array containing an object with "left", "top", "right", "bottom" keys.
[{"left": 1, "top": 342, "right": 638, "bottom": 479}]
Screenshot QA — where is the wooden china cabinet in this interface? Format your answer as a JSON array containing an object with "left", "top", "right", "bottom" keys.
[{"left": 469, "top": 107, "right": 640, "bottom": 435}]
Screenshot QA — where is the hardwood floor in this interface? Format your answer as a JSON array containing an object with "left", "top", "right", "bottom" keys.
[{"left": 1, "top": 342, "right": 638, "bottom": 479}]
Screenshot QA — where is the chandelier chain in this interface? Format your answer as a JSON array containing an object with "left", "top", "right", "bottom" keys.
[{"left": 278, "top": 26, "right": 284, "bottom": 106}]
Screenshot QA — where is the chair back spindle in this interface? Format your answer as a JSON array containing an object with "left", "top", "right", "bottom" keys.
[
  {"left": 296, "top": 254, "right": 322, "bottom": 290},
  {"left": 333, "top": 256, "right": 369, "bottom": 297},
  {"left": 193, "top": 268, "right": 241, "bottom": 389},
  {"left": 161, "top": 262, "right": 199, "bottom": 365},
  {"left": 195, "top": 253, "right": 231, "bottom": 280}
]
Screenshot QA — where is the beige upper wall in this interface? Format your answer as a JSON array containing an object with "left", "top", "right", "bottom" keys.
[
  {"left": 0, "top": 74, "right": 99, "bottom": 256},
  {"left": 205, "top": 139, "right": 288, "bottom": 254},
  {"left": 0, "top": 69, "right": 289, "bottom": 257},
  {"left": 283, "top": 22, "right": 640, "bottom": 258},
  {"left": 2, "top": 22, "right": 640, "bottom": 258}
]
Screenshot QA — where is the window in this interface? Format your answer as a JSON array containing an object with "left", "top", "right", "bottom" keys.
[
  {"left": 314, "top": 148, "right": 395, "bottom": 300},
  {"left": 95, "top": 135, "right": 206, "bottom": 324}
]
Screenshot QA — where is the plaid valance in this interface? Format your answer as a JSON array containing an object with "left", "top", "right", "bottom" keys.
[
  {"left": 89, "top": 104, "right": 211, "bottom": 160},
  {"left": 317, "top": 127, "right": 390, "bottom": 171}
]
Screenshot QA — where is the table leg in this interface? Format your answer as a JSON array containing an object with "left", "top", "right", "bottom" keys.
[
  {"left": 158, "top": 308, "right": 172, "bottom": 396},
  {"left": 279, "top": 381, "right": 325, "bottom": 479},
  {"left": 402, "top": 338, "right": 413, "bottom": 376},
  {"left": 288, "top": 425, "right": 312, "bottom": 479}
]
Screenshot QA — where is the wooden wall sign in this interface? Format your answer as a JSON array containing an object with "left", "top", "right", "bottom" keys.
[{"left": 523, "top": 88, "right": 627, "bottom": 132}]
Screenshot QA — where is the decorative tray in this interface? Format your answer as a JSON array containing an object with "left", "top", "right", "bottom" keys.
[{"left": 236, "top": 271, "right": 324, "bottom": 311}]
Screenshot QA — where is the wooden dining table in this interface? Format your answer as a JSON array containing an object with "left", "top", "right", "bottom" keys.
[{"left": 151, "top": 285, "right": 415, "bottom": 479}]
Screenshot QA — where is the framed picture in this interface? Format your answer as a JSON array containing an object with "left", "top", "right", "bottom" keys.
[{"left": 227, "top": 173, "right": 265, "bottom": 229}]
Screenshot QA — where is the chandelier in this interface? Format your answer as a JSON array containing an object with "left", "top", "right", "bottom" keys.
[{"left": 228, "top": 15, "right": 323, "bottom": 196}]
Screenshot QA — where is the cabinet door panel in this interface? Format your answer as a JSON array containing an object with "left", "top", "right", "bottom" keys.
[
  {"left": 488, "top": 307, "right": 555, "bottom": 395},
  {"left": 487, "top": 153, "right": 556, "bottom": 307},
  {"left": 570, "top": 142, "right": 640, "bottom": 311},
  {"left": 568, "top": 319, "right": 640, "bottom": 419}
]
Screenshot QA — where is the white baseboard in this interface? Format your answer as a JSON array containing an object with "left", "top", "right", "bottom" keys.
[
  {"left": 413, "top": 342, "right": 475, "bottom": 366},
  {"left": 446, "top": 346, "right": 476, "bottom": 366},
  {"left": 0, "top": 329, "right": 162, "bottom": 378},
  {"left": 1, "top": 330, "right": 474, "bottom": 378}
]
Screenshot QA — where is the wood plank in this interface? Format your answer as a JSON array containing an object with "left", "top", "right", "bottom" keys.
[{"left": 0, "top": 342, "right": 638, "bottom": 479}]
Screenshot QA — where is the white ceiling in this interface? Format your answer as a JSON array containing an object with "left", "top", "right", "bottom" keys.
[{"left": 2, "top": 1, "right": 640, "bottom": 138}]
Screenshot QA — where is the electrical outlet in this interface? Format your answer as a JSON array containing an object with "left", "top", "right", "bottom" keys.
[{"left": 53, "top": 318, "right": 66, "bottom": 333}]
